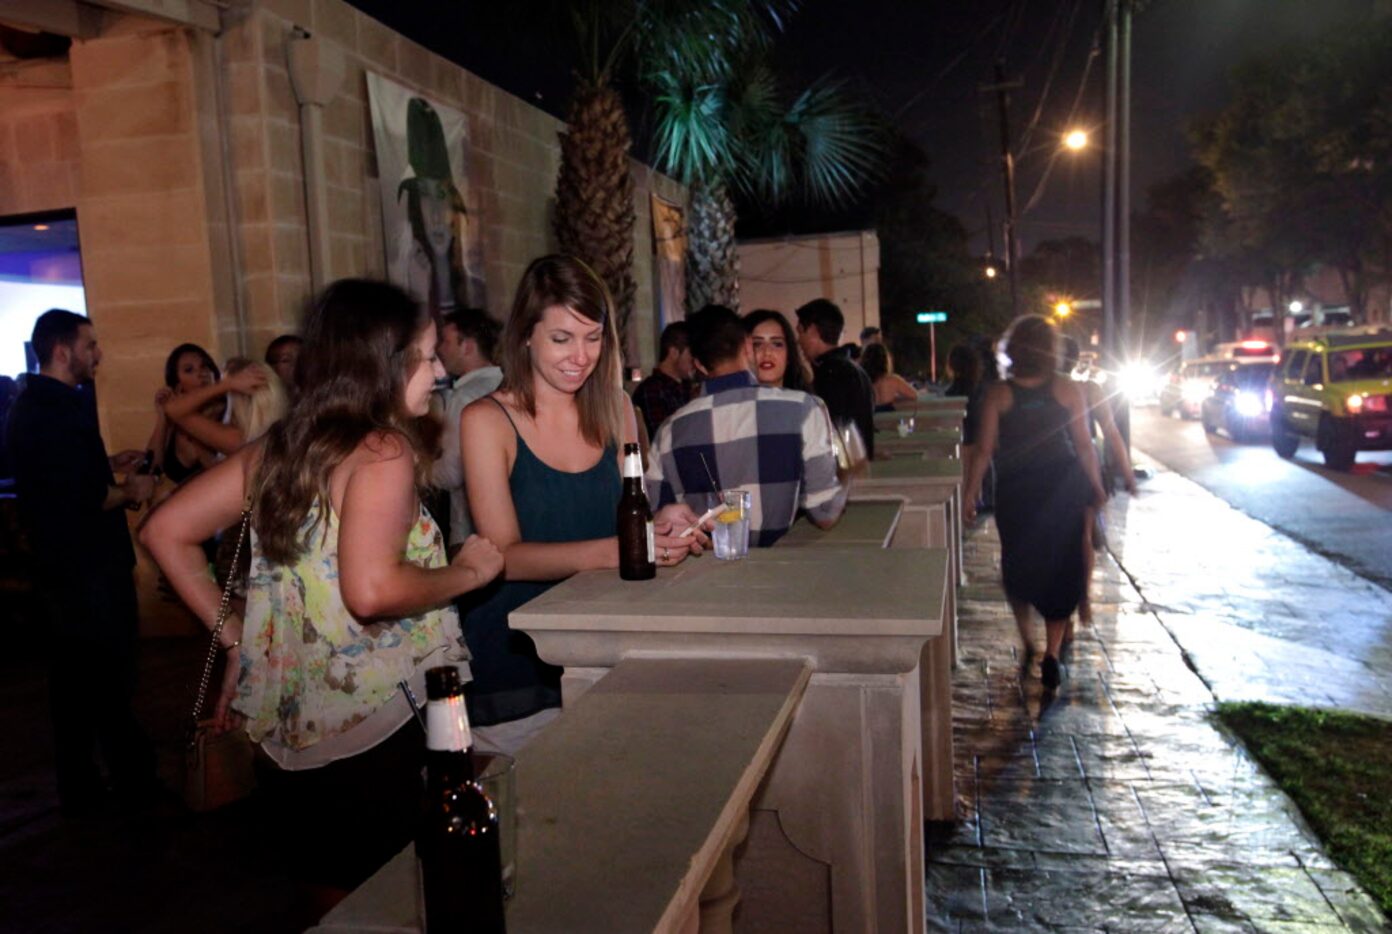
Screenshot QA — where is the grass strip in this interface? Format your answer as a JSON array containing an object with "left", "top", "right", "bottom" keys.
[{"left": 1216, "top": 701, "right": 1392, "bottom": 915}]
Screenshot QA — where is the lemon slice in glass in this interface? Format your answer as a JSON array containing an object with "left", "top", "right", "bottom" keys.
[{"left": 717, "top": 508, "right": 743, "bottom": 524}]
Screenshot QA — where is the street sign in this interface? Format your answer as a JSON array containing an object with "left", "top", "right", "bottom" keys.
[{"left": 916, "top": 311, "right": 948, "bottom": 324}]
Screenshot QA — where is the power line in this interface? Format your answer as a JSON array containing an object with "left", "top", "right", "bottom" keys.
[
  {"left": 1019, "top": 29, "right": 1100, "bottom": 217},
  {"left": 1014, "top": 0, "right": 1084, "bottom": 158},
  {"left": 894, "top": 7, "right": 1012, "bottom": 120}
]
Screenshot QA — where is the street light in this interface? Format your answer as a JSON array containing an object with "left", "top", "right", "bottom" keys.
[
  {"left": 985, "top": 264, "right": 998, "bottom": 279},
  {"left": 1054, "top": 301, "right": 1073, "bottom": 318},
  {"left": 1063, "top": 129, "right": 1088, "bottom": 151},
  {"left": 1289, "top": 300, "right": 1303, "bottom": 313}
]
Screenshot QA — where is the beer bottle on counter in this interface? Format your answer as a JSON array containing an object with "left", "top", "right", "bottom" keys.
[
  {"left": 416, "top": 666, "right": 507, "bottom": 934},
  {"left": 617, "top": 441, "right": 656, "bottom": 580}
]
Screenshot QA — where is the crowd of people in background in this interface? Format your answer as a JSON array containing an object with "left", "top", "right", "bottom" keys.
[{"left": 3, "top": 249, "right": 1132, "bottom": 920}]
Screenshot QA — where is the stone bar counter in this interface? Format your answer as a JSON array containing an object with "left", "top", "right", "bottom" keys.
[
  {"left": 512, "top": 546, "right": 949, "bottom": 933},
  {"left": 874, "top": 426, "right": 962, "bottom": 459},
  {"left": 779, "top": 499, "right": 958, "bottom": 821},
  {"left": 855, "top": 457, "right": 965, "bottom": 661},
  {"left": 778, "top": 498, "right": 907, "bottom": 549},
  {"left": 312, "top": 657, "right": 811, "bottom": 934}
]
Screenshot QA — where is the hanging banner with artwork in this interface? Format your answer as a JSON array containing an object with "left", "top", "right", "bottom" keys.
[
  {"left": 367, "top": 72, "right": 486, "bottom": 315},
  {"left": 651, "top": 194, "right": 686, "bottom": 329}
]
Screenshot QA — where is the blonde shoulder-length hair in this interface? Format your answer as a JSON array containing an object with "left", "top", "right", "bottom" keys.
[
  {"left": 223, "top": 357, "right": 289, "bottom": 443},
  {"left": 497, "top": 254, "right": 624, "bottom": 448}
]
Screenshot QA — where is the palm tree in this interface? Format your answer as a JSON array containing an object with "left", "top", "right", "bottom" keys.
[
  {"left": 646, "top": 61, "right": 884, "bottom": 313},
  {"left": 552, "top": 1, "right": 794, "bottom": 345}
]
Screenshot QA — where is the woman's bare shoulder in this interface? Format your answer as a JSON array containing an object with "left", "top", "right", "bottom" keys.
[
  {"left": 462, "top": 392, "right": 512, "bottom": 430},
  {"left": 345, "top": 430, "right": 413, "bottom": 468},
  {"left": 1051, "top": 375, "right": 1088, "bottom": 410}
]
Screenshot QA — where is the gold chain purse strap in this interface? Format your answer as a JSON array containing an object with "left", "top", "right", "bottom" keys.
[{"left": 189, "top": 503, "right": 251, "bottom": 733}]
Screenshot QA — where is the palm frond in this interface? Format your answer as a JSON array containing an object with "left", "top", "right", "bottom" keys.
[
  {"left": 784, "top": 75, "right": 886, "bottom": 206},
  {"left": 636, "top": 0, "right": 799, "bottom": 84},
  {"left": 648, "top": 71, "right": 734, "bottom": 185}
]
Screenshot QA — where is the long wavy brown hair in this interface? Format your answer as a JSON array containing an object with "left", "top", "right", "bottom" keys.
[
  {"left": 497, "top": 254, "right": 624, "bottom": 448},
  {"left": 252, "top": 279, "right": 435, "bottom": 565}
]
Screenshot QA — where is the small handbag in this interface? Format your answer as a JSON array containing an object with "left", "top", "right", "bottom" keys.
[{"left": 184, "top": 506, "right": 258, "bottom": 812}]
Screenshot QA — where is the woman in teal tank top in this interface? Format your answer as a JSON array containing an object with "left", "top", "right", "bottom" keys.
[{"left": 460, "top": 255, "right": 709, "bottom": 750}]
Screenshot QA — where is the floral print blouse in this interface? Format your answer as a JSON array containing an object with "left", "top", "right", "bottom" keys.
[{"left": 234, "top": 502, "right": 463, "bottom": 752}]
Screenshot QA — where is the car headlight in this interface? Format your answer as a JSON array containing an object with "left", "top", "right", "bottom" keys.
[
  {"left": 1117, "top": 362, "right": 1156, "bottom": 398},
  {"left": 1233, "top": 390, "right": 1265, "bottom": 417}
]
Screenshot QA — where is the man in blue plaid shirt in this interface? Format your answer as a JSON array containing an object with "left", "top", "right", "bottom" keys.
[{"left": 645, "top": 305, "right": 847, "bottom": 546}]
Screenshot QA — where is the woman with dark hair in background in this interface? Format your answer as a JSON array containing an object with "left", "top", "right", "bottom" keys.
[
  {"left": 142, "top": 279, "right": 503, "bottom": 921},
  {"left": 264, "top": 334, "right": 302, "bottom": 392},
  {"left": 160, "top": 358, "right": 287, "bottom": 458},
  {"left": 861, "top": 343, "right": 917, "bottom": 412},
  {"left": 460, "top": 255, "right": 706, "bottom": 754},
  {"left": 962, "top": 315, "right": 1105, "bottom": 690},
  {"left": 743, "top": 309, "right": 812, "bottom": 392},
  {"left": 945, "top": 344, "right": 981, "bottom": 399},
  {"left": 146, "top": 343, "right": 222, "bottom": 484}
]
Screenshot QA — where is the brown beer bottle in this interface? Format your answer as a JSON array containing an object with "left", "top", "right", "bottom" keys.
[
  {"left": 416, "top": 666, "right": 507, "bottom": 933},
  {"left": 617, "top": 442, "right": 656, "bottom": 580}
]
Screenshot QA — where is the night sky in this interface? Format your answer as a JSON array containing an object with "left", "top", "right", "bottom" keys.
[{"left": 347, "top": 0, "right": 1378, "bottom": 253}]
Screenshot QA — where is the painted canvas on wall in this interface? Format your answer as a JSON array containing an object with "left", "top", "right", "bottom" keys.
[
  {"left": 367, "top": 72, "right": 486, "bottom": 315},
  {"left": 651, "top": 193, "right": 686, "bottom": 330}
]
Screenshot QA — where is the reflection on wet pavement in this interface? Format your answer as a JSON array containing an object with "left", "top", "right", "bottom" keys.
[
  {"left": 929, "top": 514, "right": 1388, "bottom": 931},
  {"left": 1107, "top": 465, "right": 1392, "bottom": 719}
]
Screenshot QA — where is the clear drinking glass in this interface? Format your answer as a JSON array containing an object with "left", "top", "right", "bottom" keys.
[
  {"left": 474, "top": 751, "right": 517, "bottom": 899},
  {"left": 709, "top": 489, "right": 751, "bottom": 560}
]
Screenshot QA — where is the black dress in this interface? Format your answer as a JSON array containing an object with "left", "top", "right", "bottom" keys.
[{"left": 992, "top": 379, "right": 1092, "bottom": 620}]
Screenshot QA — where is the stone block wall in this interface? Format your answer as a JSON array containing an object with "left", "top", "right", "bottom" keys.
[
  {"left": 0, "top": 61, "right": 80, "bottom": 216},
  {"left": 3, "top": 0, "right": 684, "bottom": 457},
  {"left": 68, "top": 24, "right": 225, "bottom": 451},
  {"left": 226, "top": 0, "right": 685, "bottom": 370}
]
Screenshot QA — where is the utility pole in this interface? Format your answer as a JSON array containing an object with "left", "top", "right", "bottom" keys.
[
  {"left": 1101, "top": 0, "right": 1118, "bottom": 365},
  {"left": 1118, "top": 0, "right": 1133, "bottom": 356},
  {"left": 982, "top": 62, "right": 1023, "bottom": 316},
  {"left": 1101, "top": 0, "right": 1135, "bottom": 462}
]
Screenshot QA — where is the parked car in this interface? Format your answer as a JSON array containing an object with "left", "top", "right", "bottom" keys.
[
  {"left": 1269, "top": 327, "right": 1392, "bottom": 470},
  {"left": 1200, "top": 362, "right": 1275, "bottom": 442},
  {"left": 1160, "top": 358, "right": 1223, "bottom": 419}
]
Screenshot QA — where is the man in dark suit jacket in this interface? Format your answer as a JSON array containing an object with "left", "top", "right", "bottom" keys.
[{"left": 8, "top": 309, "right": 158, "bottom": 815}]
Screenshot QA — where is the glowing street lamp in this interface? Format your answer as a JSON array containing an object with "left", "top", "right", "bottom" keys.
[
  {"left": 1289, "top": 300, "right": 1303, "bottom": 313},
  {"left": 1063, "top": 129, "right": 1088, "bottom": 152},
  {"left": 1054, "top": 301, "right": 1073, "bottom": 318},
  {"left": 984, "top": 264, "right": 998, "bottom": 279}
]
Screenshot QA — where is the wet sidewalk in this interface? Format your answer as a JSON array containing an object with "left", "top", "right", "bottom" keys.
[
  {"left": 1107, "top": 461, "right": 1392, "bottom": 720},
  {"left": 926, "top": 494, "right": 1388, "bottom": 930}
]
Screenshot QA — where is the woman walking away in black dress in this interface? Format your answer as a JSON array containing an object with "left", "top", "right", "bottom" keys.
[{"left": 963, "top": 316, "right": 1105, "bottom": 689}]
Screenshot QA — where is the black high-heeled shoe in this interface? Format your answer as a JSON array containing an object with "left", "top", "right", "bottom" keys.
[{"left": 1041, "top": 655, "right": 1061, "bottom": 690}]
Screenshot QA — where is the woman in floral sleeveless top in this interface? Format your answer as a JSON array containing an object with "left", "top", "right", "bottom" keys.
[{"left": 144, "top": 280, "right": 503, "bottom": 921}]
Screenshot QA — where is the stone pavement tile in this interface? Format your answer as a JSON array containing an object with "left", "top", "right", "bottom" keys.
[
  {"left": 1170, "top": 865, "right": 1343, "bottom": 926},
  {"left": 1188, "top": 915, "right": 1261, "bottom": 933},
  {"left": 978, "top": 865, "right": 1189, "bottom": 930},
  {"left": 925, "top": 861, "right": 989, "bottom": 929},
  {"left": 972, "top": 748, "right": 1086, "bottom": 784},
  {"left": 1087, "top": 782, "right": 1167, "bottom": 861},
  {"left": 976, "top": 780, "right": 1109, "bottom": 856},
  {"left": 1305, "top": 868, "right": 1388, "bottom": 930},
  {"left": 927, "top": 843, "right": 1039, "bottom": 871}
]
